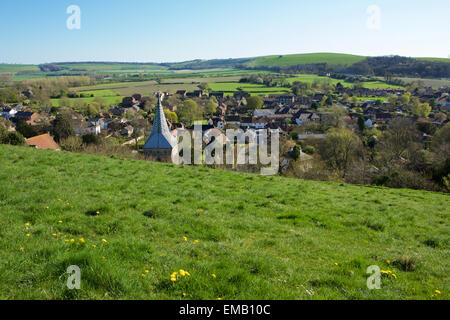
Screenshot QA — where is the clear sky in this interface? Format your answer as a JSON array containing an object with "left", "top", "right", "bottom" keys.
[{"left": 1, "top": 0, "right": 449, "bottom": 64}]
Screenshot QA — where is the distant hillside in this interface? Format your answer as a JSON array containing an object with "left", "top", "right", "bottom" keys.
[
  {"left": 1, "top": 53, "right": 449, "bottom": 81},
  {"left": 416, "top": 57, "right": 450, "bottom": 63},
  {"left": 245, "top": 53, "right": 366, "bottom": 68},
  {"left": 0, "top": 144, "right": 448, "bottom": 300}
]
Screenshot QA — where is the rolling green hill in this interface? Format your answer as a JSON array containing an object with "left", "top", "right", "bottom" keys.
[
  {"left": 0, "top": 144, "right": 448, "bottom": 300},
  {"left": 246, "top": 53, "right": 367, "bottom": 68},
  {"left": 416, "top": 57, "right": 450, "bottom": 63}
]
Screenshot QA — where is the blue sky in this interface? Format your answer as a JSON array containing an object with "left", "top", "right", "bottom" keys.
[{"left": 0, "top": 0, "right": 449, "bottom": 64}]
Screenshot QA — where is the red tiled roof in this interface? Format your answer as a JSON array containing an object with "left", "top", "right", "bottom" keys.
[{"left": 26, "top": 134, "right": 60, "bottom": 150}]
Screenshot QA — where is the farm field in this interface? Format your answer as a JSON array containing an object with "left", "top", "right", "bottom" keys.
[
  {"left": 70, "top": 74, "right": 404, "bottom": 100},
  {"left": 208, "top": 82, "right": 291, "bottom": 96},
  {"left": 389, "top": 77, "right": 450, "bottom": 89},
  {"left": 287, "top": 75, "right": 404, "bottom": 89},
  {"left": 50, "top": 89, "right": 124, "bottom": 107},
  {"left": 415, "top": 57, "right": 450, "bottom": 63},
  {"left": 0, "top": 144, "right": 448, "bottom": 300}
]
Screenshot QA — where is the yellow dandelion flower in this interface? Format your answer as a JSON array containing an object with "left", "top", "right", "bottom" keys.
[
  {"left": 102, "top": 239, "right": 107, "bottom": 243},
  {"left": 392, "top": 274, "right": 397, "bottom": 279},
  {"left": 334, "top": 262, "right": 338, "bottom": 266},
  {"left": 217, "top": 298, "right": 222, "bottom": 300},
  {"left": 183, "top": 236, "right": 188, "bottom": 242},
  {"left": 70, "top": 239, "right": 75, "bottom": 243},
  {"left": 170, "top": 277, "right": 176, "bottom": 282},
  {"left": 58, "top": 220, "right": 63, "bottom": 224},
  {"left": 386, "top": 260, "right": 391, "bottom": 264},
  {"left": 65, "top": 239, "right": 69, "bottom": 243},
  {"left": 25, "top": 223, "right": 30, "bottom": 227},
  {"left": 52, "top": 233, "right": 57, "bottom": 237},
  {"left": 20, "top": 247, "right": 24, "bottom": 252},
  {"left": 193, "top": 240, "right": 199, "bottom": 245},
  {"left": 26, "top": 234, "right": 30, "bottom": 237},
  {"left": 79, "top": 238, "right": 85, "bottom": 243},
  {"left": 46, "top": 206, "right": 49, "bottom": 209},
  {"left": 212, "top": 274, "right": 217, "bottom": 279},
  {"left": 96, "top": 211, "right": 100, "bottom": 215},
  {"left": 179, "top": 269, "right": 186, "bottom": 276},
  {"left": 435, "top": 290, "right": 441, "bottom": 294},
  {"left": 183, "top": 292, "right": 187, "bottom": 297},
  {"left": 92, "top": 244, "right": 96, "bottom": 248},
  {"left": 185, "top": 271, "right": 191, "bottom": 277},
  {"left": 145, "top": 270, "right": 149, "bottom": 273},
  {"left": 141, "top": 274, "right": 146, "bottom": 278},
  {"left": 66, "top": 203, "right": 70, "bottom": 206}
]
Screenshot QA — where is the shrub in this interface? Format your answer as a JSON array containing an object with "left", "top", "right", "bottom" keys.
[
  {"left": 82, "top": 133, "right": 102, "bottom": 145},
  {"left": 303, "top": 145, "right": 316, "bottom": 155},
  {"left": 60, "top": 136, "right": 83, "bottom": 152},
  {"left": 0, "top": 128, "right": 25, "bottom": 146}
]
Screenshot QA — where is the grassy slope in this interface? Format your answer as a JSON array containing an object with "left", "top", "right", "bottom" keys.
[
  {"left": 415, "top": 57, "right": 450, "bottom": 63},
  {"left": 246, "top": 53, "right": 366, "bottom": 68},
  {"left": 0, "top": 145, "right": 449, "bottom": 300}
]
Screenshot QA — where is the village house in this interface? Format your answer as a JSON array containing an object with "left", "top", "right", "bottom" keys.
[
  {"left": 25, "top": 133, "right": 60, "bottom": 151},
  {"left": 176, "top": 90, "right": 187, "bottom": 97},
  {"left": 1, "top": 106, "right": 18, "bottom": 120},
  {"left": 14, "top": 111, "right": 40, "bottom": 125},
  {"left": 224, "top": 115, "right": 241, "bottom": 126},
  {"left": 253, "top": 109, "right": 276, "bottom": 117}
]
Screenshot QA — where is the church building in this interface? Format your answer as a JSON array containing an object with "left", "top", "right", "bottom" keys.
[{"left": 142, "top": 92, "right": 177, "bottom": 160}]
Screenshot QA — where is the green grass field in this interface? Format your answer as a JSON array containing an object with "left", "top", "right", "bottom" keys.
[
  {"left": 415, "top": 57, "right": 450, "bottom": 63},
  {"left": 208, "top": 82, "right": 291, "bottom": 96},
  {"left": 287, "top": 75, "right": 404, "bottom": 89},
  {"left": 50, "top": 89, "right": 124, "bottom": 107},
  {"left": 246, "top": 53, "right": 366, "bottom": 68},
  {"left": 0, "top": 144, "right": 448, "bottom": 300}
]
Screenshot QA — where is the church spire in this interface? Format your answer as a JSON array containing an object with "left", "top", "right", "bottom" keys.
[{"left": 143, "top": 92, "right": 176, "bottom": 150}]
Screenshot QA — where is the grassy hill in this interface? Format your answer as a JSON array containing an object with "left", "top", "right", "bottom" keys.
[
  {"left": 416, "top": 57, "right": 450, "bottom": 63},
  {"left": 0, "top": 144, "right": 448, "bottom": 300},
  {"left": 246, "top": 53, "right": 367, "bottom": 68}
]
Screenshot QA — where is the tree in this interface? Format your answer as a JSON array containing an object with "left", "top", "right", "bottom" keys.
[
  {"left": 177, "top": 99, "right": 202, "bottom": 125},
  {"left": 291, "top": 146, "right": 300, "bottom": 161},
  {"left": 198, "top": 83, "right": 210, "bottom": 93},
  {"left": 16, "top": 120, "right": 37, "bottom": 138},
  {"left": 164, "top": 109, "right": 178, "bottom": 123},
  {"left": 377, "top": 118, "right": 420, "bottom": 161},
  {"left": 82, "top": 133, "right": 101, "bottom": 145},
  {"left": 398, "top": 92, "right": 411, "bottom": 105},
  {"left": 53, "top": 113, "right": 75, "bottom": 142},
  {"left": 246, "top": 96, "right": 264, "bottom": 111},
  {"left": 0, "top": 88, "right": 18, "bottom": 103},
  {"left": 357, "top": 116, "right": 366, "bottom": 132},
  {"left": 411, "top": 102, "right": 431, "bottom": 118},
  {"left": 204, "top": 98, "right": 218, "bottom": 116},
  {"left": 87, "top": 102, "right": 100, "bottom": 117},
  {"left": 0, "top": 127, "right": 25, "bottom": 146},
  {"left": 431, "top": 123, "right": 450, "bottom": 162},
  {"left": 319, "top": 127, "right": 362, "bottom": 176}
]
